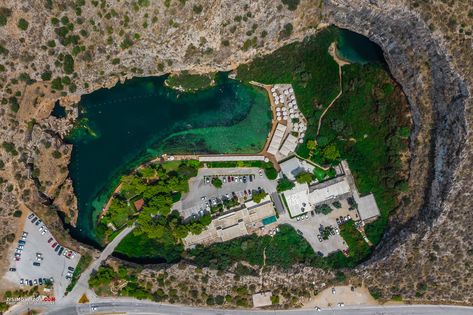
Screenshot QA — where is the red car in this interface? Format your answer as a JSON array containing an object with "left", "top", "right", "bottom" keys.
[
  {"left": 51, "top": 242, "right": 57, "bottom": 248},
  {"left": 48, "top": 237, "right": 53, "bottom": 243}
]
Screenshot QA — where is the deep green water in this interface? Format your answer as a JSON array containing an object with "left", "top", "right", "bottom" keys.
[
  {"left": 337, "top": 29, "right": 385, "bottom": 64},
  {"left": 67, "top": 74, "right": 271, "bottom": 245}
]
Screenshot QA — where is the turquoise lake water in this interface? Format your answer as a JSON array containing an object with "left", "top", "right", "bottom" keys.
[
  {"left": 337, "top": 28, "right": 385, "bottom": 64},
  {"left": 67, "top": 74, "right": 271, "bottom": 245}
]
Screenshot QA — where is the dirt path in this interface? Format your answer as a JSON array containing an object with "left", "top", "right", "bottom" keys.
[
  {"left": 316, "top": 42, "right": 349, "bottom": 136},
  {"left": 259, "top": 247, "right": 267, "bottom": 289}
]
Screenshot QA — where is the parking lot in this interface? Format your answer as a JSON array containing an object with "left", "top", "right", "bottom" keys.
[
  {"left": 4, "top": 212, "right": 81, "bottom": 299},
  {"left": 279, "top": 199, "right": 356, "bottom": 256},
  {"left": 173, "top": 167, "right": 277, "bottom": 219}
]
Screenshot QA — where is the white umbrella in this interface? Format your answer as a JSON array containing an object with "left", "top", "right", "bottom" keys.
[
  {"left": 290, "top": 114, "right": 295, "bottom": 119},
  {"left": 280, "top": 97, "right": 285, "bottom": 103},
  {"left": 276, "top": 107, "right": 281, "bottom": 112},
  {"left": 301, "top": 132, "right": 305, "bottom": 138},
  {"left": 275, "top": 100, "right": 279, "bottom": 105},
  {"left": 291, "top": 95, "right": 295, "bottom": 100},
  {"left": 271, "top": 87, "right": 276, "bottom": 92},
  {"left": 298, "top": 139, "right": 304, "bottom": 143},
  {"left": 283, "top": 115, "right": 288, "bottom": 120},
  {"left": 294, "top": 122, "right": 299, "bottom": 128},
  {"left": 289, "top": 108, "right": 294, "bottom": 114},
  {"left": 272, "top": 92, "right": 277, "bottom": 97},
  {"left": 284, "top": 90, "right": 289, "bottom": 95},
  {"left": 289, "top": 88, "right": 294, "bottom": 93},
  {"left": 282, "top": 107, "right": 287, "bottom": 112},
  {"left": 276, "top": 112, "right": 281, "bottom": 117},
  {"left": 277, "top": 116, "right": 282, "bottom": 121}
]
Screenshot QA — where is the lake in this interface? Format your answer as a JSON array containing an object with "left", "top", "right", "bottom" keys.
[{"left": 67, "top": 74, "right": 271, "bottom": 245}]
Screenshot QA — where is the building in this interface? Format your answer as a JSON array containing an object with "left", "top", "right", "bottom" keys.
[
  {"left": 183, "top": 196, "right": 277, "bottom": 248},
  {"left": 267, "top": 123, "right": 287, "bottom": 156},
  {"left": 279, "top": 156, "right": 315, "bottom": 181},
  {"left": 278, "top": 134, "right": 298, "bottom": 157},
  {"left": 280, "top": 160, "right": 380, "bottom": 221}
]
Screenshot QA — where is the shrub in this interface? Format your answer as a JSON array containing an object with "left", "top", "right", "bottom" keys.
[
  {"left": 211, "top": 177, "right": 222, "bottom": 188},
  {"left": 13, "top": 210, "right": 22, "bottom": 217},
  {"left": 295, "top": 171, "right": 313, "bottom": 184},
  {"left": 281, "top": 0, "right": 300, "bottom": 11},
  {"left": 314, "top": 204, "right": 332, "bottom": 215},
  {"left": 279, "top": 23, "right": 293, "bottom": 39},
  {"left": 63, "top": 54, "right": 74, "bottom": 74},
  {"left": 17, "top": 18, "right": 29, "bottom": 30},
  {"left": 0, "top": 7, "right": 12, "bottom": 26},
  {"left": 52, "top": 150, "right": 62, "bottom": 159},
  {"left": 192, "top": 4, "right": 203, "bottom": 14},
  {"left": 277, "top": 176, "right": 295, "bottom": 192}
]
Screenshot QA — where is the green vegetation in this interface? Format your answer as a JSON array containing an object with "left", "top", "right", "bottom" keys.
[
  {"left": 189, "top": 224, "right": 367, "bottom": 270},
  {"left": 237, "top": 26, "right": 410, "bottom": 253},
  {"left": 17, "top": 18, "right": 29, "bottom": 30},
  {"left": 165, "top": 71, "right": 216, "bottom": 92},
  {"left": 13, "top": 210, "right": 22, "bottom": 217},
  {"left": 339, "top": 220, "right": 371, "bottom": 263},
  {"left": 211, "top": 177, "right": 222, "bottom": 188},
  {"left": 281, "top": 0, "right": 300, "bottom": 11},
  {"left": 192, "top": 4, "right": 203, "bottom": 14},
  {"left": 63, "top": 54, "right": 74, "bottom": 74},
  {"left": 314, "top": 204, "right": 332, "bottom": 215},
  {"left": 279, "top": 23, "right": 293, "bottom": 39},
  {"left": 103, "top": 161, "right": 213, "bottom": 261},
  {"left": 252, "top": 190, "right": 267, "bottom": 203},
  {"left": 2, "top": 142, "right": 18, "bottom": 155},
  {"left": 276, "top": 176, "right": 295, "bottom": 192},
  {"left": 66, "top": 254, "right": 92, "bottom": 292},
  {"left": 0, "top": 7, "right": 12, "bottom": 27},
  {"left": 295, "top": 171, "right": 313, "bottom": 184}
]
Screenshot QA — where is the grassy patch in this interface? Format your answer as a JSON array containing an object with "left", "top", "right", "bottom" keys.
[
  {"left": 165, "top": 71, "right": 216, "bottom": 92},
  {"left": 66, "top": 254, "right": 93, "bottom": 293}
]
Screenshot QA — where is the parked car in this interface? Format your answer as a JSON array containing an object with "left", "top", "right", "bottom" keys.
[
  {"left": 51, "top": 242, "right": 57, "bottom": 248},
  {"left": 33, "top": 279, "right": 38, "bottom": 285},
  {"left": 31, "top": 217, "right": 38, "bottom": 224},
  {"left": 48, "top": 237, "right": 53, "bottom": 243},
  {"left": 28, "top": 213, "right": 34, "bottom": 219},
  {"left": 20, "top": 279, "right": 24, "bottom": 285},
  {"left": 317, "top": 235, "right": 323, "bottom": 242},
  {"left": 222, "top": 177, "right": 226, "bottom": 183},
  {"left": 38, "top": 278, "right": 43, "bottom": 285},
  {"left": 296, "top": 229, "right": 303, "bottom": 236},
  {"left": 68, "top": 266, "right": 75, "bottom": 272},
  {"left": 33, "top": 262, "right": 40, "bottom": 267},
  {"left": 18, "top": 240, "right": 25, "bottom": 245},
  {"left": 314, "top": 306, "right": 321, "bottom": 312},
  {"left": 28, "top": 280, "right": 32, "bottom": 286},
  {"left": 337, "top": 302, "right": 345, "bottom": 307},
  {"left": 332, "top": 287, "right": 336, "bottom": 295},
  {"left": 9, "top": 268, "right": 16, "bottom": 272},
  {"left": 55, "top": 245, "right": 61, "bottom": 252},
  {"left": 22, "top": 231, "right": 28, "bottom": 237},
  {"left": 35, "top": 220, "right": 42, "bottom": 226},
  {"left": 58, "top": 247, "right": 64, "bottom": 255}
]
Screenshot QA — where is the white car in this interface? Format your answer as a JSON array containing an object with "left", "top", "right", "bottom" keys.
[
  {"left": 41, "top": 230, "right": 46, "bottom": 235},
  {"left": 337, "top": 302, "right": 345, "bottom": 307},
  {"left": 332, "top": 287, "right": 336, "bottom": 294},
  {"left": 314, "top": 306, "right": 321, "bottom": 312},
  {"left": 20, "top": 279, "right": 24, "bottom": 285}
]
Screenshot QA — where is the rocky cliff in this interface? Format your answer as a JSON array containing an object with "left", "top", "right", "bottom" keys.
[
  {"left": 0, "top": 0, "right": 471, "bottom": 303},
  {"left": 323, "top": 0, "right": 472, "bottom": 303}
]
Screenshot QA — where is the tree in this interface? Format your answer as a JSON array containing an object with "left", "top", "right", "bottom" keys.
[
  {"left": 211, "top": 177, "right": 222, "bottom": 188},
  {"left": 306, "top": 139, "right": 317, "bottom": 151},
  {"left": 17, "top": 18, "right": 28, "bottom": 30},
  {"left": 295, "top": 171, "right": 313, "bottom": 184},
  {"left": 277, "top": 176, "right": 295, "bottom": 192},
  {"left": 63, "top": 54, "right": 74, "bottom": 74},
  {"left": 323, "top": 144, "right": 340, "bottom": 162},
  {"left": 252, "top": 191, "right": 267, "bottom": 203},
  {"left": 314, "top": 204, "right": 332, "bottom": 215}
]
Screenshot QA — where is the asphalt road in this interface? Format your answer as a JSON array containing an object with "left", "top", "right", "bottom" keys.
[{"left": 41, "top": 299, "right": 473, "bottom": 315}]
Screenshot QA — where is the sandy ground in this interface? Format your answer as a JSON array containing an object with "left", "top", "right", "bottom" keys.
[
  {"left": 303, "top": 285, "right": 379, "bottom": 309},
  {"left": 0, "top": 205, "right": 29, "bottom": 292}
]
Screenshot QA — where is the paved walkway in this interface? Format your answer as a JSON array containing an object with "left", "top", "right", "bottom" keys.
[{"left": 61, "top": 225, "right": 135, "bottom": 304}]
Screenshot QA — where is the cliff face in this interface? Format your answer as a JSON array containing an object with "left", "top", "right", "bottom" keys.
[
  {"left": 324, "top": 0, "right": 472, "bottom": 303},
  {"left": 0, "top": 0, "right": 472, "bottom": 302}
]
